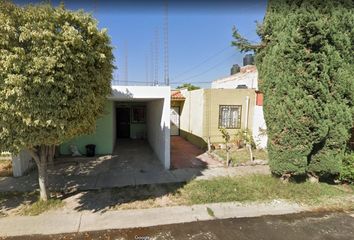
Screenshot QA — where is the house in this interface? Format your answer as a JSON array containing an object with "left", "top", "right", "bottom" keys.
[
  {"left": 171, "top": 88, "right": 259, "bottom": 149},
  {"left": 12, "top": 86, "right": 171, "bottom": 177},
  {"left": 211, "top": 63, "right": 267, "bottom": 149},
  {"left": 170, "top": 59, "right": 267, "bottom": 149},
  {"left": 60, "top": 85, "right": 171, "bottom": 169}
]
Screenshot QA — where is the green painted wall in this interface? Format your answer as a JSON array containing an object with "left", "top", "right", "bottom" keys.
[{"left": 60, "top": 101, "right": 114, "bottom": 155}]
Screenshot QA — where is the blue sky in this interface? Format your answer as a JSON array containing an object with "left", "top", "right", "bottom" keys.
[{"left": 15, "top": 0, "right": 267, "bottom": 88}]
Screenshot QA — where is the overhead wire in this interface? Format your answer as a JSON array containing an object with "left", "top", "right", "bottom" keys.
[
  {"left": 170, "top": 52, "right": 237, "bottom": 84},
  {"left": 171, "top": 45, "right": 232, "bottom": 80}
]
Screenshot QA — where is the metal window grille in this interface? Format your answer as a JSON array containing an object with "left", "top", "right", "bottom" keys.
[{"left": 219, "top": 105, "right": 242, "bottom": 129}]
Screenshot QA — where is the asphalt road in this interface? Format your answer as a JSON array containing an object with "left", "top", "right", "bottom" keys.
[{"left": 2, "top": 211, "right": 354, "bottom": 240}]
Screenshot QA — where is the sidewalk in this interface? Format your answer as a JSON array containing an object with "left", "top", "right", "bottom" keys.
[
  {"left": 0, "top": 200, "right": 307, "bottom": 237},
  {"left": 0, "top": 165, "right": 270, "bottom": 192}
]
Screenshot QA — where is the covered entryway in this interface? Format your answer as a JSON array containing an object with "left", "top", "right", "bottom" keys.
[{"left": 110, "top": 86, "right": 171, "bottom": 169}]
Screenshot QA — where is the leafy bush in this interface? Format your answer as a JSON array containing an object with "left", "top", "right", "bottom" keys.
[
  {"left": 234, "top": 129, "right": 256, "bottom": 149},
  {"left": 340, "top": 153, "right": 354, "bottom": 183}
]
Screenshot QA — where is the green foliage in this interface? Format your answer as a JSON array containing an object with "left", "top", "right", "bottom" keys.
[
  {"left": 234, "top": 129, "right": 255, "bottom": 149},
  {"left": 233, "top": 0, "right": 354, "bottom": 177},
  {"left": 176, "top": 83, "right": 200, "bottom": 91},
  {"left": 219, "top": 128, "right": 230, "bottom": 144},
  {"left": 184, "top": 175, "right": 351, "bottom": 205},
  {"left": 21, "top": 199, "right": 64, "bottom": 216},
  {"left": 0, "top": 1, "right": 114, "bottom": 153},
  {"left": 340, "top": 153, "right": 354, "bottom": 183},
  {"left": 214, "top": 148, "right": 268, "bottom": 166}
]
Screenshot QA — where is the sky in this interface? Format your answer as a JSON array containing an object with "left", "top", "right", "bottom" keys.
[{"left": 15, "top": 0, "right": 267, "bottom": 88}]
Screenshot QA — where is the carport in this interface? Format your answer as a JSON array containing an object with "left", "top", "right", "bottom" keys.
[{"left": 110, "top": 86, "right": 171, "bottom": 169}]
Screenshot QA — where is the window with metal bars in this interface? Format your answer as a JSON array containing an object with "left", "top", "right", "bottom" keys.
[{"left": 219, "top": 105, "right": 242, "bottom": 129}]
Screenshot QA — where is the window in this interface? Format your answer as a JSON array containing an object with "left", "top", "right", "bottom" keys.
[
  {"left": 219, "top": 105, "right": 241, "bottom": 129},
  {"left": 131, "top": 106, "right": 146, "bottom": 123}
]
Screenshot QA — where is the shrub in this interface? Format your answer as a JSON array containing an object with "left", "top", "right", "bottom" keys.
[
  {"left": 340, "top": 153, "right": 354, "bottom": 183},
  {"left": 232, "top": 0, "right": 354, "bottom": 178}
]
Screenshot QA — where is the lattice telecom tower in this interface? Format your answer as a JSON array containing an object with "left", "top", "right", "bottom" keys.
[{"left": 163, "top": 0, "right": 169, "bottom": 85}]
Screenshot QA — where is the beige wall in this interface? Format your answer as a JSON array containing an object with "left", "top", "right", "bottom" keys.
[
  {"left": 175, "top": 89, "right": 256, "bottom": 148},
  {"left": 204, "top": 89, "right": 256, "bottom": 144}
]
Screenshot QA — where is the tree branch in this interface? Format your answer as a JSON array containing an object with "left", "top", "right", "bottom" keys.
[
  {"left": 28, "top": 147, "right": 40, "bottom": 166},
  {"left": 232, "top": 27, "right": 263, "bottom": 53}
]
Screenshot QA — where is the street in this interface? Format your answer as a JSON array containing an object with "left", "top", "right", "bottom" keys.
[{"left": 2, "top": 211, "right": 354, "bottom": 240}]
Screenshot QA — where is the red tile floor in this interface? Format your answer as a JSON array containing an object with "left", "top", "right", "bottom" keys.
[{"left": 170, "top": 136, "right": 222, "bottom": 169}]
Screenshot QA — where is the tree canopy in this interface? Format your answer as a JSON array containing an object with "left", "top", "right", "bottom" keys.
[
  {"left": 176, "top": 83, "right": 200, "bottom": 91},
  {"left": 0, "top": 1, "right": 114, "bottom": 199},
  {"left": 232, "top": 0, "right": 354, "bottom": 179}
]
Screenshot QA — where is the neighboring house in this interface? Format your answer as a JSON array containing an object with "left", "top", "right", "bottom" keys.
[
  {"left": 171, "top": 88, "right": 258, "bottom": 149},
  {"left": 211, "top": 64, "right": 267, "bottom": 149},
  {"left": 170, "top": 62, "right": 267, "bottom": 149}
]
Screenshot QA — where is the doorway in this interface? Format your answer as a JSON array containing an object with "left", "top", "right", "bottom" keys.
[
  {"left": 170, "top": 106, "right": 180, "bottom": 136},
  {"left": 116, "top": 107, "right": 130, "bottom": 138}
]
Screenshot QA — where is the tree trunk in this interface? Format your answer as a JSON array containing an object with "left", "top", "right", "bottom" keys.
[
  {"left": 226, "top": 143, "right": 230, "bottom": 167},
  {"left": 48, "top": 145, "right": 55, "bottom": 166},
  {"left": 207, "top": 137, "right": 211, "bottom": 152},
  {"left": 247, "top": 144, "right": 253, "bottom": 161},
  {"left": 28, "top": 145, "right": 53, "bottom": 201},
  {"left": 38, "top": 161, "right": 49, "bottom": 201}
]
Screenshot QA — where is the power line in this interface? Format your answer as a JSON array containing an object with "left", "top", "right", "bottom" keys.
[
  {"left": 171, "top": 45, "right": 232, "bottom": 80},
  {"left": 170, "top": 53, "right": 237, "bottom": 84}
]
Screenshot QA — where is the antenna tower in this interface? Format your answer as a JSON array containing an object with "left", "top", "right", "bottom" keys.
[
  {"left": 163, "top": 0, "right": 169, "bottom": 85},
  {"left": 124, "top": 42, "right": 128, "bottom": 85},
  {"left": 154, "top": 28, "right": 159, "bottom": 85}
]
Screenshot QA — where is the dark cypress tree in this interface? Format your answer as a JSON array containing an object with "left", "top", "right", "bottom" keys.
[{"left": 232, "top": 0, "right": 354, "bottom": 180}]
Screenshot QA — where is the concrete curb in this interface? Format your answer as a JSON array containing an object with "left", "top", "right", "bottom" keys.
[{"left": 0, "top": 200, "right": 308, "bottom": 237}]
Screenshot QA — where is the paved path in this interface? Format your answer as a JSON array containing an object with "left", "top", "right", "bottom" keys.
[
  {"left": 0, "top": 200, "right": 306, "bottom": 237},
  {"left": 0, "top": 165, "right": 270, "bottom": 192},
  {"left": 171, "top": 136, "right": 222, "bottom": 169}
]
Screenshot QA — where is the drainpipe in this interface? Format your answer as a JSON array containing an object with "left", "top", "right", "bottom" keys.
[{"left": 245, "top": 96, "right": 250, "bottom": 130}]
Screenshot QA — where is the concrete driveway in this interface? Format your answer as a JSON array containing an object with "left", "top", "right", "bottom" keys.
[
  {"left": 0, "top": 140, "right": 205, "bottom": 192},
  {"left": 0, "top": 138, "right": 269, "bottom": 193}
]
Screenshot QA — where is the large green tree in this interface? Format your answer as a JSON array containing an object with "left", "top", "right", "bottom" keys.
[
  {"left": 232, "top": 0, "right": 354, "bottom": 180},
  {"left": 0, "top": 1, "right": 114, "bottom": 200}
]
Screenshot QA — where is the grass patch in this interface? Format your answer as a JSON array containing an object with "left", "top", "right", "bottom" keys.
[
  {"left": 206, "top": 207, "right": 215, "bottom": 217},
  {"left": 20, "top": 199, "right": 64, "bottom": 216},
  {"left": 213, "top": 148, "right": 268, "bottom": 165},
  {"left": 183, "top": 175, "right": 351, "bottom": 205},
  {"left": 109, "top": 175, "right": 353, "bottom": 210},
  {"left": 111, "top": 183, "right": 186, "bottom": 210}
]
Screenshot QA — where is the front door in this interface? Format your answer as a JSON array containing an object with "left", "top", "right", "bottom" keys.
[
  {"left": 170, "top": 107, "right": 180, "bottom": 136},
  {"left": 117, "top": 108, "right": 130, "bottom": 138}
]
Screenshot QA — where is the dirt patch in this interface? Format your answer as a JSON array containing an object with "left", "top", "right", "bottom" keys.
[
  {"left": 0, "top": 192, "right": 37, "bottom": 217},
  {"left": 0, "top": 160, "right": 12, "bottom": 177}
]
